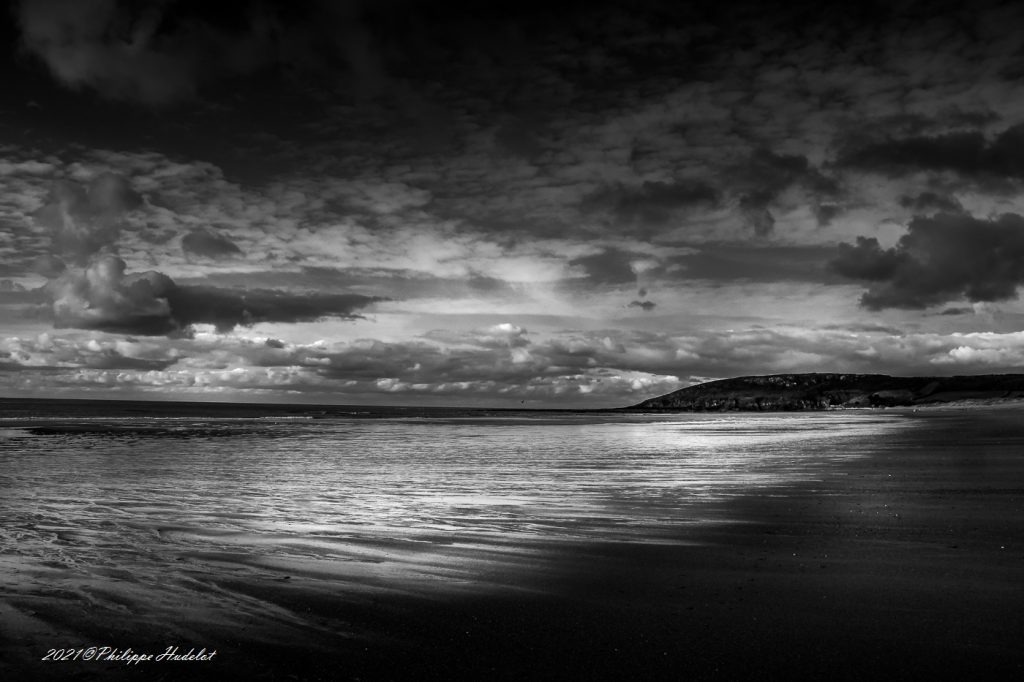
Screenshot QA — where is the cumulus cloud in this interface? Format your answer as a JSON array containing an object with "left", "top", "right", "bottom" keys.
[
  {"left": 48, "top": 255, "right": 177, "bottom": 335},
  {"left": 206, "top": 330, "right": 687, "bottom": 403},
  {"left": 0, "top": 332, "right": 178, "bottom": 370},
  {"left": 423, "top": 323, "right": 531, "bottom": 349},
  {"left": 11, "top": 159, "right": 388, "bottom": 337},
  {"left": 46, "top": 254, "right": 380, "bottom": 335},
  {"left": 831, "top": 213, "right": 1024, "bottom": 309}
]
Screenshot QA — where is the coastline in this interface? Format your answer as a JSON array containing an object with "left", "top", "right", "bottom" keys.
[
  {"left": 627, "top": 372, "right": 1024, "bottom": 413},
  {"left": 621, "top": 396, "right": 1024, "bottom": 413}
]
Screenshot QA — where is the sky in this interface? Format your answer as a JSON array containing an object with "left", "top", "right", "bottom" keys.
[{"left": 5, "top": 0, "right": 1024, "bottom": 407}]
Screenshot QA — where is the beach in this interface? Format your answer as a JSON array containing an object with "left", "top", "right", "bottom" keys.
[{"left": 1, "top": 406, "right": 1022, "bottom": 680}]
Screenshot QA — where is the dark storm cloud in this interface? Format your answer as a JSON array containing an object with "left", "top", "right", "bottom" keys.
[
  {"left": 15, "top": 0, "right": 313, "bottom": 105},
  {"left": 581, "top": 181, "right": 719, "bottom": 226},
  {"left": 168, "top": 285, "right": 381, "bottom": 333},
  {"left": 673, "top": 244, "right": 840, "bottom": 283},
  {"left": 494, "top": 114, "right": 546, "bottom": 159},
  {"left": 830, "top": 237, "right": 908, "bottom": 281},
  {"left": 14, "top": 0, "right": 590, "bottom": 108},
  {"left": 815, "top": 204, "right": 842, "bottom": 226},
  {"left": 175, "top": 267, "right": 521, "bottom": 303},
  {"left": 47, "top": 255, "right": 380, "bottom": 335},
  {"left": 12, "top": 0, "right": 1024, "bottom": 404},
  {"left": 569, "top": 249, "right": 646, "bottom": 285},
  {"left": 739, "top": 150, "right": 811, "bottom": 188},
  {"left": 732, "top": 150, "right": 838, "bottom": 236},
  {"left": 32, "top": 173, "right": 142, "bottom": 264},
  {"left": 831, "top": 213, "right": 1024, "bottom": 309},
  {"left": 18, "top": 162, "right": 381, "bottom": 336},
  {"left": 898, "top": 192, "right": 963, "bottom": 214},
  {"left": 739, "top": 197, "right": 775, "bottom": 237},
  {"left": 181, "top": 228, "right": 242, "bottom": 258},
  {"left": 838, "top": 124, "right": 1024, "bottom": 179},
  {"left": 840, "top": 132, "right": 986, "bottom": 175}
]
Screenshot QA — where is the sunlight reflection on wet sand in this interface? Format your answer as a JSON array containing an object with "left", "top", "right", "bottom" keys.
[{"left": 0, "top": 412, "right": 911, "bottom": 667}]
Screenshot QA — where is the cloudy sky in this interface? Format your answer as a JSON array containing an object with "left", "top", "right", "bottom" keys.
[{"left": 4, "top": 0, "right": 1024, "bottom": 407}]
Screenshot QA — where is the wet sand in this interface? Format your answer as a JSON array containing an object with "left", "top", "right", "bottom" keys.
[{"left": 2, "top": 408, "right": 1023, "bottom": 680}]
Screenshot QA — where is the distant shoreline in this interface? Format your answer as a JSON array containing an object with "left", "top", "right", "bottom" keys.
[
  {"left": 621, "top": 398, "right": 1024, "bottom": 413},
  {"left": 624, "top": 372, "right": 1024, "bottom": 412}
]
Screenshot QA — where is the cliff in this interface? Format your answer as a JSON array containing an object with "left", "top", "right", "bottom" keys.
[{"left": 625, "top": 373, "right": 1024, "bottom": 411}]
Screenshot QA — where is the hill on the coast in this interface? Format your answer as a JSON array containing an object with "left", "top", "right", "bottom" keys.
[{"left": 627, "top": 373, "right": 1024, "bottom": 411}]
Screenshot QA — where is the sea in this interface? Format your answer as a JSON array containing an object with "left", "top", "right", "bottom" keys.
[
  {"left": 0, "top": 398, "right": 911, "bottom": 555},
  {"left": 0, "top": 398, "right": 928, "bottom": 679}
]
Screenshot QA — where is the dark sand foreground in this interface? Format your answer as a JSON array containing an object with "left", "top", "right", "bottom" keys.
[{"left": 3, "top": 408, "right": 1022, "bottom": 681}]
